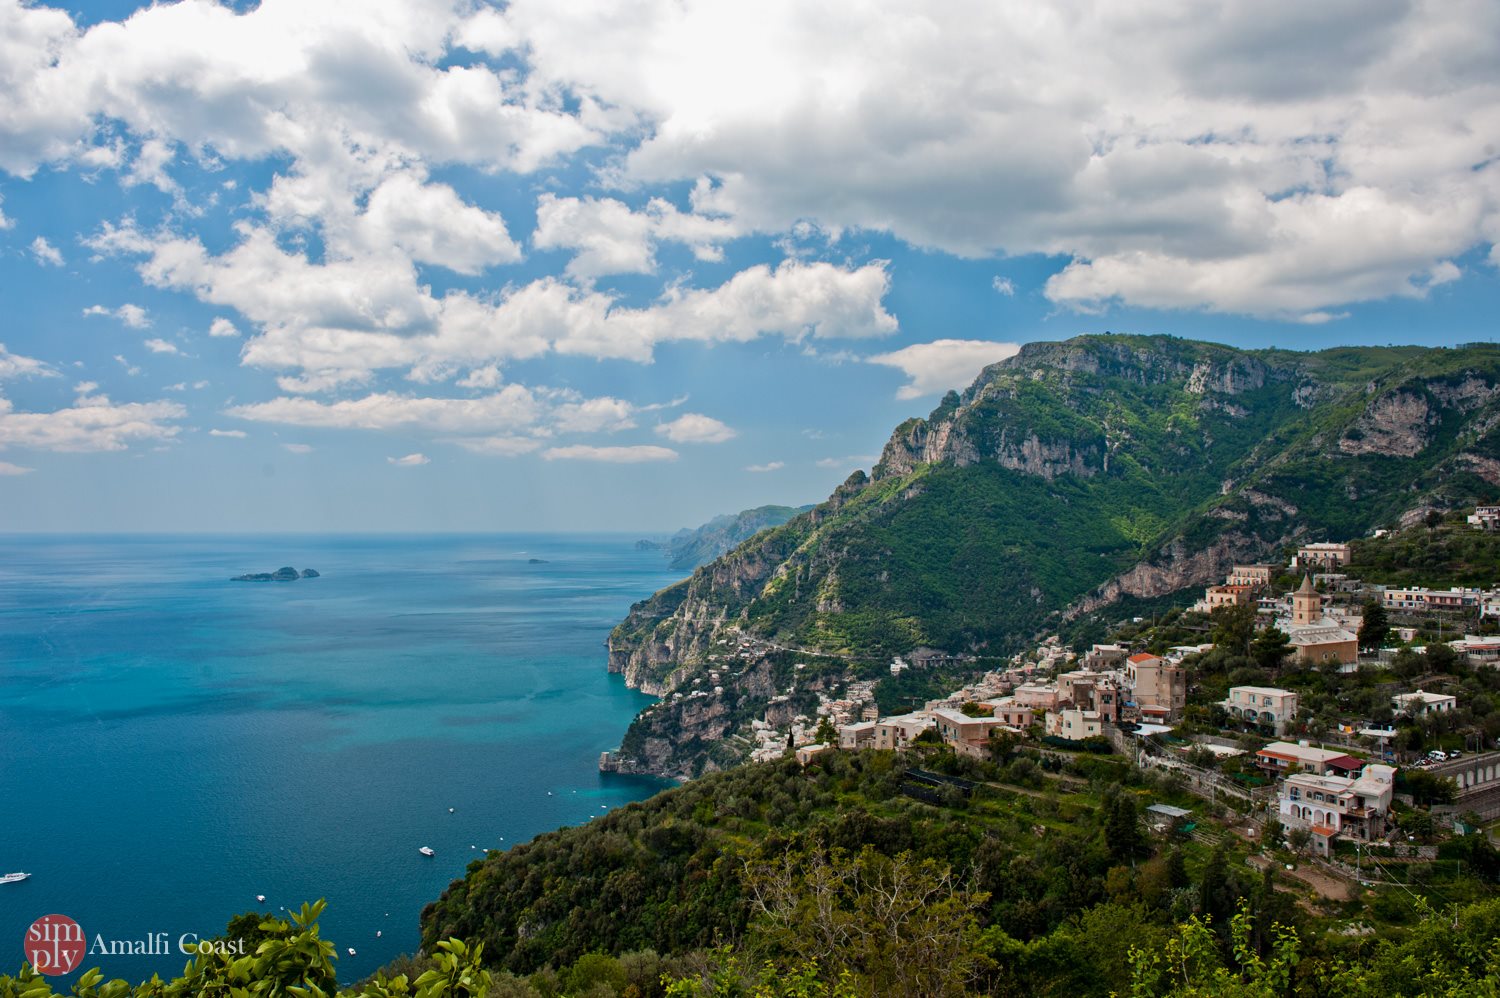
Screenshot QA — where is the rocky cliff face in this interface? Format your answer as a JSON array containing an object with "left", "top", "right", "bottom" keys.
[{"left": 601, "top": 335, "right": 1500, "bottom": 778}]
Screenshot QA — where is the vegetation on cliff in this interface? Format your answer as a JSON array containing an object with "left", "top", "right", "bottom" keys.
[
  {"left": 412, "top": 745, "right": 1497, "bottom": 997},
  {"left": 606, "top": 335, "right": 1500, "bottom": 776},
  {"left": 615, "top": 337, "right": 1500, "bottom": 677}
]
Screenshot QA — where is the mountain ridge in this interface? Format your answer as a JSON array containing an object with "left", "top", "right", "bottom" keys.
[{"left": 604, "top": 334, "right": 1500, "bottom": 776}]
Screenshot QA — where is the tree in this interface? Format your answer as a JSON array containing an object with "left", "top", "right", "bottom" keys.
[
  {"left": 1424, "top": 642, "right": 1459, "bottom": 674},
  {"left": 1248, "top": 627, "right": 1292, "bottom": 672},
  {"left": 742, "top": 847, "right": 989, "bottom": 998},
  {"left": 1210, "top": 604, "right": 1257, "bottom": 655},
  {"left": 815, "top": 717, "right": 838, "bottom": 745},
  {"left": 1128, "top": 901, "right": 1299, "bottom": 998},
  {"left": 1358, "top": 599, "right": 1389, "bottom": 651},
  {"left": 1104, "top": 791, "right": 1145, "bottom": 862}
]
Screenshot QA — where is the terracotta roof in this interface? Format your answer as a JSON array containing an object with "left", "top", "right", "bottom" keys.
[
  {"left": 1127, "top": 653, "right": 1160, "bottom": 663},
  {"left": 1297, "top": 574, "right": 1317, "bottom": 594}
]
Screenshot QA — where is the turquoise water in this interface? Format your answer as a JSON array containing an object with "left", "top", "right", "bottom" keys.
[{"left": 0, "top": 535, "right": 679, "bottom": 984}]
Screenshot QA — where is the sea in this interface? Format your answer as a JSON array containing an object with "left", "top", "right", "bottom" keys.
[{"left": 0, "top": 534, "right": 681, "bottom": 985}]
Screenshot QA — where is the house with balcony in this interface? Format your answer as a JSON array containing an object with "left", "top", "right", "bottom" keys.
[
  {"left": 1295, "top": 542, "right": 1351, "bottom": 569},
  {"left": 1279, "top": 764, "right": 1396, "bottom": 855},
  {"left": 1227, "top": 564, "right": 1275, "bottom": 588},
  {"left": 1222, "top": 685, "right": 1299, "bottom": 734},
  {"left": 1256, "top": 741, "right": 1364, "bottom": 778}
]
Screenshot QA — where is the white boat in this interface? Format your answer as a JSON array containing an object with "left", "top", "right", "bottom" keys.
[
  {"left": 418, "top": 846, "right": 435, "bottom": 857},
  {"left": 1, "top": 873, "right": 30, "bottom": 885},
  {"left": 347, "top": 948, "right": 356, "bottom": 956},
  {"left": 255, "top": 895, "right": 266, "bottom": 903}
]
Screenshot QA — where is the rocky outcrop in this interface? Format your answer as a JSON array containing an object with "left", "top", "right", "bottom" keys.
[
  {"left": 1429, "top": 374, "right": 1499, "bottom": 412},
  {"left": 992, "top": 428, "right": 1100, "bottom": 480},
  {"left": 232, "top": 566, "right": 317, "bottom": 582},
  {"left": 1339, "top": 390, "right": 1435, "bottom": 457},
  {"left": 1066, "top": 531, "right": 1275, "bottom": 618}
]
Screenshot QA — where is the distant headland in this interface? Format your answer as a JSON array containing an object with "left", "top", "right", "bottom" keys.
[{"left": 231, "top": 567, "right": 320, "bottom": 582}]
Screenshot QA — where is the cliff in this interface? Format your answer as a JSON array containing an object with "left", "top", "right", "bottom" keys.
[{"left": 603, "top": 334, "right": 1500, "bottom": 776}]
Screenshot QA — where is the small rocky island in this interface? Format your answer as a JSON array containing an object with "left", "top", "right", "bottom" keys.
[{"left": 231, "top": 566, "right": 320, "bottom": 582}]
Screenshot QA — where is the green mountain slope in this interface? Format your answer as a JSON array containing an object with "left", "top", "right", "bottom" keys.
[{"left": 605, "top": 334, "right": 1500, "bottom": 775}]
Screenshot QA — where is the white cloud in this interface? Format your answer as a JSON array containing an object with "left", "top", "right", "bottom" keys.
[
  {"left": 542, "top": 444, "right": 678, "bottom": 463},
  {"left": 0, "top": 385, "right": 185, "bottom": 452},
  {"left": 208, "top": 317, "right": 239, "bottom": 338},
  {"left": 553, "top": 397, "right": 637, "bottom": 434},
  {"left": 501, "top": 0, "right": 1500, "bottom": 319},
  {"left": 868, "top": 339, "right": 1022, "bottom": 399},
  {"left": 104, "top": 220, "right": 895, "bottom": 384},
  {"left": 1, "top": 0, "right": 1493, "bottom": 337},
  {"left": 453, "top": 435, "right": 542, "bottom": 456},
  {"left": 282, "top": 443, "right": 313, "bottom": 454},
  {"left": 387, "top": 452, "right": 430, "bottom": 466},
  {"left": 991, "top": 276, "right": 1015, "bottom": 296},
  {"left": 355, "top": 173, "right": 521, "bottom": 275},
  {"left": 656, "top": 412, "right": 736, "bottom": 444},
  {"left": 533, "top": 193, "right": 735, "bottom": 280},
  {"left": 745, "top": 461, "right": 783, "bottom": 472},
  {"left": 228, "top": 387, "right": 544, "bottom": 434},
  {"left": 113, "top": 355, "right": 141, "bottom": 376},
  {"left": 208, "top": 428, "right": 247, "bottom": 438},
  {"left": 143, "top": 338, "right": 179, "bottom": 355},
  {"left": 83, "top": 303, "right": 150, "bottom": 329},
  {"left": 0, "top": 194, "right": 10, "bottom": 229},
  {"left": 30, "top": 236, "right": 61, "bottom": 266},
  {"left": 0, "top": 460, "right": 33, "bottom": 475},
  {"left": 456, "top": 365, "right": 502, "bottom": 389},
  {"left": 0, "top": 343, "right": 53, "bottom": 379}
]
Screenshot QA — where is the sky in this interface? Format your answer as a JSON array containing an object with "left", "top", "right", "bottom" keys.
[{"left": 0, "top": 0, "right": 1497, "bottom": 533}]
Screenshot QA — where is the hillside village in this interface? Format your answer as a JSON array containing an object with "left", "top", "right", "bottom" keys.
[{"left": 732, "top": 510, "right": 1500, "bottom": 872}]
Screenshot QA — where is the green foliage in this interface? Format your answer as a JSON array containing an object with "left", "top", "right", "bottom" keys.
[
  {"left": 1127, "top": 901, "right": 1299, "bottom": 998},
  {"left": 1347, "top": 520, "right": 1500, "bottom": 588},
  {"left": 1358, "top": 599, "right": 1389, "bottom": 650}
]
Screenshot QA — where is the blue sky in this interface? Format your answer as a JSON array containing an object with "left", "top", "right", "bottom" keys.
[{"left": 1, "top": 0, "right": 1497, "bottom": 532}]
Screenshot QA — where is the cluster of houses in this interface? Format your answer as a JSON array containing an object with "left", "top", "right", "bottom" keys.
[
  {"left": 823, "top": 649, "right": 1189, "bottom": 762},
  {"left": 779, "top": 534, "right": 1498, "bottom": 854}
]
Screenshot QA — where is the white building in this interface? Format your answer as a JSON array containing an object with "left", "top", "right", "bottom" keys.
[
  {"left": 1392, "top": 689, "right": 1457, "bottom": 717},
  {"left": 873, "top": 712, "right": 934, "bottom": 751},
  {"left": 837, "top": 720, "right": 877, "bottom": 750},
  {"left": 1044, "top": 707, "right": 1102, "bottom": 740},
  {"left": 1279, "top": 764, "right": 1396, "bottom": 856},
  {"left": 1467, "top": 506, "right": 1500, "bottom": 530}
]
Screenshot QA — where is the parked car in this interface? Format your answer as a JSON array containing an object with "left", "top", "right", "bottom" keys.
[{"left": 1428, "top": 750, "right": 1448, "bottom": 761}]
